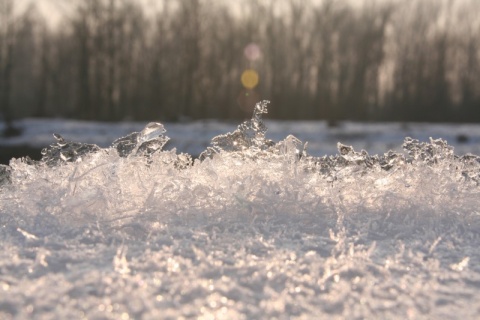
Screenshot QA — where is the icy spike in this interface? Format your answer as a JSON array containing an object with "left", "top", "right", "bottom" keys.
[
  {"left": 113, "top": 122, "right": 169, "bottom": 158},
  {"left": 138, "top": 122, "right": 166, "bottom": 144}
]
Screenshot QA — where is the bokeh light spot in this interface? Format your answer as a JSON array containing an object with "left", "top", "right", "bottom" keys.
[
  {"left": 241, "top": 69, "right": 259, "bottom": 89},
  {"left": 244, "top": 43, "right": 262, "bottom": 61}
]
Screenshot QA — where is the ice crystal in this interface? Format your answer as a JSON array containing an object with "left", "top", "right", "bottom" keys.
[
  {"left": 40, "top": 133, "right": 100, "bottom": 166},
  {"left": 403, "top": 137, "right": 454, "bottom": 164},
  {"left": 1, "top": 102, "right": 480, "bottom": 319},
  {"left": 113, "top": 122, "right": 169, "bottom": 158},
  {"left": 199, "top": 100, "right": 274, "bottom": 160}
]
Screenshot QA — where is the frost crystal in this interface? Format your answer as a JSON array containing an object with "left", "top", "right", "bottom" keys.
[
  {"left": 113, "top": 122, "right": 169, "bottom": 157},
  {"left": 2, "top": 102, "right": 480, "bottom": 319},
  {"left": 199, "top": 100, "right": 274, "bottom": 160},
  {"left": 276, "top": 135, "right": 303, "bottom": 158},
  {"left": 403, "top": 137, "right": 454, "bottom": 164},
  {"left": 40, "top": 133, "right": 100, "bottom": 166}
]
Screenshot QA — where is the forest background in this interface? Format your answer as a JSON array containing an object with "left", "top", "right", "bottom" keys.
[{"left": 1, "top": 0, "right": 479, "bottom": 130}]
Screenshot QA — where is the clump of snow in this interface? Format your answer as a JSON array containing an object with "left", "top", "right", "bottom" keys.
[{"left": 1, "top": 101, "right": 480, "bottom": 319}]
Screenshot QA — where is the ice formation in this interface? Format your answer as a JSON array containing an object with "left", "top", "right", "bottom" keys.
[{"left": 1, "top": 101, "right": 480, "bottom": 319}]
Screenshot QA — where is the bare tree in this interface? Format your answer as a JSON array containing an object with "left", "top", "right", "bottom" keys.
[
  {"left": 1, "top": 0, "right": 479, "bottom": 123},
  {"left": 0, "top": 0, "right": 16, "bottom": 135}
]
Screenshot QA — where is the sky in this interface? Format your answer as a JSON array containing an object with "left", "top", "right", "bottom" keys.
[
  {"left": 16, "top": 0, "right": 67, "bottom": 26},
  {"left": 16, "top": 0, "right": 161, "bottom": 28},
  {"left": 18, "top": 0, "right": 473, "bottom": 29}
]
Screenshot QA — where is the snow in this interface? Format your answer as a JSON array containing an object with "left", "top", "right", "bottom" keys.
[{"left": 1, "top": 102, "right": 480, "bottom": 319}]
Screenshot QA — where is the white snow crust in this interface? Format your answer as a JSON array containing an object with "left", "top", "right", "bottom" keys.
[{"left": 1, "top": 102, "right": 480, "bottom": 319}]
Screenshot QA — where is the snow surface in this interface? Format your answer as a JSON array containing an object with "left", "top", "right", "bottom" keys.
[{"left": 2, "top": 102, "right": 480, "bottom": 319}]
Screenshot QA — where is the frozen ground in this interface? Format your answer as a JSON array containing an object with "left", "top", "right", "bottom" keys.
[{"left": 1, "top": 102, "right": 480, "bottom": 319}]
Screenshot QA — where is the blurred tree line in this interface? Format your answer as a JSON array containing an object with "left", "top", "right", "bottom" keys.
[{"left": 1, "top": 0, "right": 479, "bottom": 125}]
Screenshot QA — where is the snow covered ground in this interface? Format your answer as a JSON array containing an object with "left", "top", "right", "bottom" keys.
[{"left": 1, "top": 103, "right": 480, "bottom": 319}]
